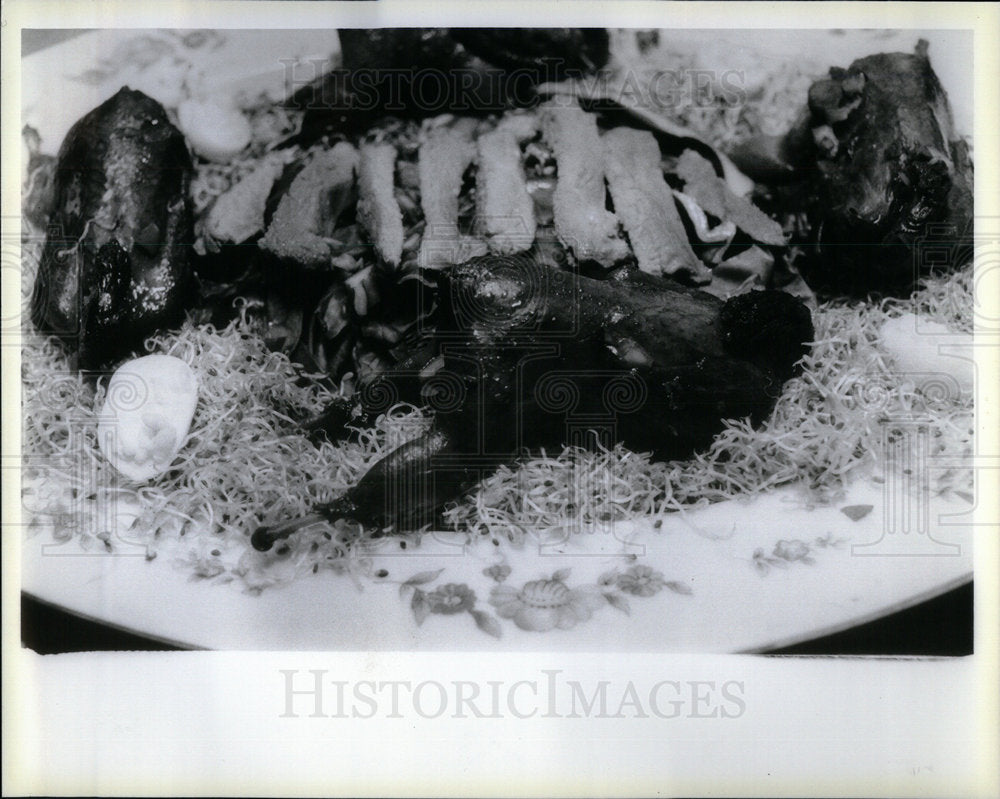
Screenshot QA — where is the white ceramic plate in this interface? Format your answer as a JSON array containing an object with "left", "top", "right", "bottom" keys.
[
  {"left": 19, "top": 28, "right": 975, "bottom": 651},
  {"left": 21, "top": 479, "right": 974, "bottom": 651}
]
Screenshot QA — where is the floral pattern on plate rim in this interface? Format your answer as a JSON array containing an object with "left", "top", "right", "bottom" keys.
[
  {"left": 751, "top": 531, "right": 848, "bottom": 576},
  {"left": 395, "top": 562, "right": 694, "bottom": 638}
]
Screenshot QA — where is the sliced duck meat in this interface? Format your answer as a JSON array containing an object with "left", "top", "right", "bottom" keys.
[
  {"left": 202, "top": 154, "right": 285, "bottom": 248},
  {"left": 541, "top": 101, "right": 628, "bottom": 267},
  {"left": 357, "top": 143, "right": 404, "bottom": 267},
  {"left": 603, "top": 127, "right": 711, "bottom": 284},
  {"left": 476, "top": 126, "right": 536, "bottom": 254},
  {"left": 417, "top": 118, "right": 487, "bottom": 269},
  {"left": 259, "top": 141, "right": 359, "bottom": 269},
  {"left": 675, "top": 149, "right": 786, "bottom": 247}
]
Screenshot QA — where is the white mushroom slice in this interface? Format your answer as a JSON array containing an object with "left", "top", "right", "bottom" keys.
[
  {"left": 177, "top": 94, "right": 252, "bottom": 163},
  {"left": 97, "top": 354, "right": 198, "bottom": 482}
]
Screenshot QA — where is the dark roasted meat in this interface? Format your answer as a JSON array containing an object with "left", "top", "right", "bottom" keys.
[
  {"left": 433, "top": 255, "right": 812, "bottom": 459},
  {"left": 791, "top": 41, "right": 973, "bottom": 295},
  {"left": 30, "top": 87, "right": 194, "bottom": 370},
  {"left": 253, "top": 253, "right": 813, "bottom": 548},
  {"left": 286, "top": 28, "right": 611, "bottom": 141},
  {"left": 448, "top": 28, "right": 610, "bottom": 75}
]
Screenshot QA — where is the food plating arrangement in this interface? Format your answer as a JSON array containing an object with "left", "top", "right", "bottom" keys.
[{"left": 20, "top": 28, "right": 976, "bottom": 647}]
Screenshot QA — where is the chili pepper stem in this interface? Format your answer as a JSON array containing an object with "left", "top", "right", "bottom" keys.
[{"left": 251, "top": 513, "right": 327, "bottom": 551}]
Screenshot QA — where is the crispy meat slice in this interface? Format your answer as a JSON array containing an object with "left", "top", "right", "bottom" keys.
[
  {"left": 675, "top": 149, "right": 786, "bottom": 247},
  {"left": 357, "top": 143, "right": 404, "bottom": 267},
  {"left": 541, "top": 101, "right": 629, "bottom": 267},
  {"left": 603, "top": 127, "right": 711, "bottom": 284},
  {"left": 476, "top": 126, "right": 536, "bottom": 254},
  {"left": 259, "top": 142, "right": 359, "bottom": 268},
  {"left": 417, "top": 118, "right": 487, "bottom": 269},
  {"left": 203, "top": 154, "right": 285, "bottom": 247}
]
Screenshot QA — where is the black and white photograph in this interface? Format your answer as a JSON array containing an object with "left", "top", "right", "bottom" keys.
[{"left": 4, "top": 1, "right": 998, "bottom": 796}]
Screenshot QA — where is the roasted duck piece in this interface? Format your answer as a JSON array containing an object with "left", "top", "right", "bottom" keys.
[
  {"left": 30, "top": 88, "right": 194, "bottom": 370},
  {"left": 286, "top": 28, "right": 611, "bottom": 141},
  {"left": 252, "top": 253, "right": 813, "bottom": 550},
  {"left": 447, "top": 28, "right": 610, "bottom": 74},
  {"left": 733, "top": 41, "right": 973, "bottom": 295}
]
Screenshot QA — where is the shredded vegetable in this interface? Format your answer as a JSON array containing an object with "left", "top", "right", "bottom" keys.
[
  {"left": 22, "top": 300, "right": 431, "bottom": 591},
  {"left": 21, "top": 260, "right": 974, "bottom": 589}
]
